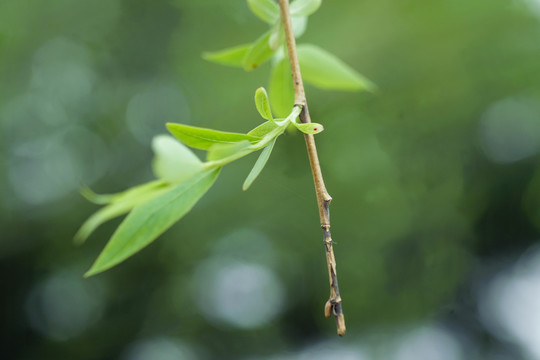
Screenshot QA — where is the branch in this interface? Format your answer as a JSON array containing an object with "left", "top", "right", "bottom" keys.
[{"left": 278, "top": 0, "right": 346, "bottom": 336}]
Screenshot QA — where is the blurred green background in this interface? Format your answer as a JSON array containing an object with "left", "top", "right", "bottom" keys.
[{"left": 2, "top": 0, "right": 540, "bottom": 359}]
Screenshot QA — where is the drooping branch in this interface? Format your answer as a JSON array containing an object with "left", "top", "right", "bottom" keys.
[{"left": 278, "top": 0, "right": 346, "bottom": 336}]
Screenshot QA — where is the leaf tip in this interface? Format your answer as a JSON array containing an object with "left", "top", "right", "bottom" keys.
[
  {"left": 73, "top": 233, "right": 86, "bottom": 246},
  {"left": 83, "top": 269, "right": 96, "bottom": 278},
  {"left": 313, "top": 124, "right": 324, "bottom": 133},
  {"left": 83, "top": 262, "right": 108, "bottom": 278}
]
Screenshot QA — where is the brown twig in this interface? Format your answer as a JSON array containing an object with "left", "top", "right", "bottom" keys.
[{"left": 278, "top": 0, "right": 346, "bottom": 336}]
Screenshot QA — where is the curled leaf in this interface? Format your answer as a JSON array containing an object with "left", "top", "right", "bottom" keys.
[
  {"left": 255, "top": 87, "right": 274, "bottom": 122},
  {"left": 293, "top": 122, "right": 324, "bottom": 135}
]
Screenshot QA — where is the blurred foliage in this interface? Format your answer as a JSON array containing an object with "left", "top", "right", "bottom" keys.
[{"left": 2, "top": 0, "right": 540, "bottom": 359}]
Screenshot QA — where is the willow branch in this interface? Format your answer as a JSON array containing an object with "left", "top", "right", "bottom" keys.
[{"left": 278, "top": 0, "right": 346, "bottom": 336}]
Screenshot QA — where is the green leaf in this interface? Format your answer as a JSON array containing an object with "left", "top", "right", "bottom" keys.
[
  {"left": 247, "top": 120, "right": 279, "bottom": 137},
  {"left": 255, "top": 87, "right": 274, "bottom": 121},
  {"left": 166, "top": 123, "right": 262, "bottom": 150},
  {"left": 269, "top": 23, "right": 285, "bottom": 50},
  {"left": 80, "top": 186, "right": 117, "bottom": 205},
  {"left": 243, "top": 138, "right": 276, "bottom": 190},
  {"left": 75, "top": 181, "right": 169, "bottom": 244},
  {"left": 290, "top": 0, "right": 321, "bottom": 17},
  {"left": 202, "top": 44, "right": 251, "bottom": 68},
  {"left": 151, "top": 135, "right": 205, "bottom": 183},
  {"left": 84, "top": 168, "right": 221, "bottom": 277},
  {"left": 247, "top": 0, "right": 280, "bottom": 24},
  {"left": 269, "top": 56, "right": 294, "bottom": 117},
  {"left": 293, "top": 122, "right": 324, "bottom": 134},
  {"left": 81, "top": 180, "right": 167, "bottom": 205},
  {"left": 242, "top": 30, "right": 275, "bottom": 71},
  {"left": 207, "top": 140, "right": 253, "bottom": 161},
  {"left": 297, "top": 44, "right": 376, "bottom": 91},
  {"left": 292, "top": 16, "right": 308, "bottom": 38}
]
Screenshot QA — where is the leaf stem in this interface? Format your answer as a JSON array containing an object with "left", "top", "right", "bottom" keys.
[
  {"left": 204, "top": 106, "right": 302, "bottom": 169},
  {"left": 278, "top": 0, "right": 346, "bottom": 336}
]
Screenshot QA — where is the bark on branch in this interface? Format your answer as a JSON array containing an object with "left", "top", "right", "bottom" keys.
[{"left": 278, "top": 0, "right": 346, "bottom": 336}]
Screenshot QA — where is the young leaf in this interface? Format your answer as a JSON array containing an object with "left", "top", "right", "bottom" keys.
[
  {"left": 247, "top": 0, "right": 280, "bottom": 24},
  {"left": 247, "top": 120, "right": 279, "bottom": 137},
  {"left": 255, "top": 87, "right": 274, "bottom": 121},
  {"left": 206, "top": 140, "right": 253, "bottom": 161},
  {"left": 203, "top": 44, "right": 251, "bottom": 68},
  {"left": 151, "top": 135, "right": 205, "bottom": 183},
  {"left": 75, "top": 181, "right": 170, "bottom": 244},
  {"left": 243, "top": 138, "right": 276, "bottom": 190},
  {"left": 81, "top": 180, "right": 167, "bottom": 205},
  {"left": 269, "top": 23, "right": 285, "bottom": 50},
  {"left": 80, "top": 186, "right": 117, "bottom": 205},
  {"left": 290, "top": 0, "right": 322, "bottom": 17},
  {"left": 242, "top": 30, "right": 275, "bottom": 71},
  {"left": 166, "top": 123, "right": 261, "bottom": 150},
  {"left": 292, "top": 16, "right": 308, "bottom": 38},
  {"left": 84, "top": 168, "right": 221, "bottom": 277},
  {"left": 269, "top": 57, "right": 294, "bottom": 117},
  {"left": 297, "top": 44, "right": 376, "bottom": 92},
  {"left": 293, "top": 122, "right": 324, "bottom": 135}
]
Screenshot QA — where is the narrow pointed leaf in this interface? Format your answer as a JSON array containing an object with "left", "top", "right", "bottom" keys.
[
  {"left": 84, "top": 168, "right": 221, "bottom": 277},
  {"left": 293, "top": 122, "right": 324, "bottom": 134},
  {"left": 152, "top": 135, "right": 205, "bottom": 183},
  {"left": 290, "top": 0, "right": 322, "bottom": 17},
  {"left": 167, "top": 123, "right": 261, "bottom": 150},
  {"left": 243, "top": 138, "right": 277, "bottom": 190},
  {"left": 207, "top": 140, "right": 253, "bottom": 161},
  {"left": 242, "top": 30, "right": 275, "bottom": 71},
  {"left": 80, "top": 186, "right": 117, "bottom": 205},
  {"left": 255, "top": 87, "right": 274, "bottom": 121},
  {"left": 248, "top": 120, "right": 279, "bottom": 137},
  {"left": 203, "top": 44, "right": 251, "bottom": 68},
  {"left": 247, "top": 0, "right": 280, "bottom": 24},
  {"left": 269, "top": 57, "right": 294, "bottom": 117},
  {"left": 81, "top": 180, "right": 167, "bottom": 205},
  {"left": 297, "top": 44, "right": 376, "bottom": 91},
  {"left": 75, "top": 181, "right": 170, "bottom": 244}
]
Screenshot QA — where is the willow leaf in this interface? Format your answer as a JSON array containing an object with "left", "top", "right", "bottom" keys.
[
  {"left": 151, "top": 135, "right": 205, "bottom": 183},
  {"left": 242, "top": 30, "right": 275, "bottom": 71},
  {"left": 203, "top": 44, "right": 251, "bottom": 68},
  {"left": 247, "top": 0, "right": 280, "bottom": 24},
  {"left": 84, "top": 168, "right": 221, "bottom": 277},
  {"left": 243, "top": 138, "right": 276, "bottom": 190},
  {"left": 166, "top": 123, "right": 261, "bottom": 150},
  {"left": 75, "top": 181, "right": 170, "bottom": 244},
  {"left": 269, "top": 56, "right": 294, "bottom": 117},
  {"left": 297, "top": 44, "right": 376, "bottom": 92}
]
